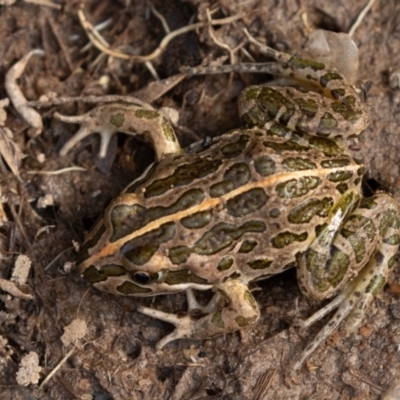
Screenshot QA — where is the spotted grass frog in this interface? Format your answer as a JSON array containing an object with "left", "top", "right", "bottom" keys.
[{"left": 57, "top": 30, "right": 400, "bottom": 373}]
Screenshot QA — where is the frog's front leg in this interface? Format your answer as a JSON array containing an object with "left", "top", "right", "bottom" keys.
[
  {"left": 292, "top": 193, "right": 399, "bottom": 374},
  {"left": 54, "top": 103, "right": 181, "bottom": 159},
  {"left": 137, "top": 279, "right": 260, "bottom": 349}
]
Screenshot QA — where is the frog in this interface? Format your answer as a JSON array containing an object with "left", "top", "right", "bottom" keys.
[{"left": 56, "top": 29, "right": 400, "bottom": 374}]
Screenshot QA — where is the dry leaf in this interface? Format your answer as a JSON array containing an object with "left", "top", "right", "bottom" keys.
[{"left": 0, "top": 127, "right": 24, "bottom": 180}]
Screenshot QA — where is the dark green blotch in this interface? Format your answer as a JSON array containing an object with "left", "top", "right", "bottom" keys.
[
  {"left": 263, "top": 139, "right": 309, "bottom": 153},
  {"left": 117, "top": 281, "right": 153, "bottom": 295},
  {"left": 336, "top": 183, "right": 349, "bottom": 194},
  {"left": 218, "top": 256, "right": 234, "bottom": 271},
  {"left": 110, "top": 203, "right": 147, "bottom": 243},
  {"left": 271, "top": 231, "right": 308, "bottom": 249},
  {"left": 212, "top": 311, "right": 225, "bottom": 328},
  {"left": 122, "top": 222, "right": 176, "bottom": 265},
  {"left": 135, "top": 109, "right": 159, "bottom": 119},
  {"left": 227, "top": 188, "right": 268, "bottom": 217},
  {"left": 275, "top": 176, "right": 321, "bottom": 198},
  {"left": 247, "top": 258, "right": 273, "bottom": 269},
  {"left": 294, "top": 98, "right": 318, "bottom": 118},
  {"left": 239, "top": 239, "right": 258, "bottom": 253},
  {"left": 82, "top": 264, "right": 126, "bottom": 284},
  {"left": 210, "top": 162, "right": 250, "bottom": 197},
  {"left": 330, "top": 88, "right": 346, "bottom": 99},
  {"left": 162, "top": 121, "right": 177, "bottom": 143},
  {"left": 163, "top": 269, "right": 208, "bottom": 285},
  {"left": 235, "top": 315, "right": 256, "bottom": 327},
  {"left": 288, "top": 197, "right": 333, "bottom": 224},
  {"left": 332, "top": 96, "right": 362, "bottom": 123},
  {"left": 241, "top": 87, "right": 295, "bottom": 126},
  {"left": 309, "top": 136, "right": 344, "bottom": 156},
  {"left": 305, "top": 247, "right": 349, "bottom": 292},
  {"left": 384, "top": 234, "right": 400, "bottom": 246},
  {"left": 380, "top": 209, "right": 400, "bottom": 236},
  {"left": 359, "top": 198, "right": 377, "bottom": 210},
  {"left": 319, "top": 112, "right": 338, "bottom": 132},
  {"left": 289, "top": 56, "right": 325, "bottom": 71},
  {"left": 342, "top": 215, "right": 376, "bottom": 241},
  {"left": 326, "top": 247, "right": 350, "bottom": 288},
  {"left": 366, "top": 274, "right": 386, "bottom": 295},
  {"left": 347, "top": 235, "right": 366, "bottom": 263},
  {"left": 321, "top": 158, "right": 351, "bottom": 169},
  {"left": 315, "top": 223, "right": 327, "bottom": 238},
  {"left": 235, "top": 315, "right": 251, "bottom": 328},
  {"left": 269, "top": 208, "right": 280, "bottom": 218},
  {"left": 145, "top": 158, "right": 222, "bottom": 198},
  {"left": 282, "top": 157, "right": 317, "bottom": 171},
  {"left": 181, "top": 210, "right": 212, "bottom": 229},
  {"left": 220, "top": 134, "right": 250, "bottom": 158},
  {"left": 357, "top": 166, "right": 365, "bottom": 176},
  {"left": 266, "top": 122, "right": 293, "bottom": 138},
  {"left": 305, "top": 249, "right": 329, "bottom": 292},
  {"left": 327, "top": 170, "right": 353, "bottom": 182},
  {"left": 168, "top": 245, "right": 191, "bottom": 265},
  {"left": 110, "top": 113, "right": 124, "bottom": 128},
  {"left": 224, "top": 271, "right": 241, "bottom": 281},
  {"left": 320, "top": 72, "right": 343, "bottom": 88},
  {"left": 254, "top": 155, "right": 276, "bottom": 176}
]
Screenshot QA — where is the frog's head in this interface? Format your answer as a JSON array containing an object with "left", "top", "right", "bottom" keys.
[{"left": 77, "top": 193, "right": 212, "bottom": 297}]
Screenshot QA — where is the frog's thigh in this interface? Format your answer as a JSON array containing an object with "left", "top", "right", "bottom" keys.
[
  {"left": 290, "top": 194, "right": 399, "bottom": 374},
  {"left": 188, "top": 279, "right": 260, "bottom": 339},
  {"left": 298, "top": 193, "right": 399, "bottom": 303},
  {"left": 207, "top": 279, "right": 261, "bottom": 335}
]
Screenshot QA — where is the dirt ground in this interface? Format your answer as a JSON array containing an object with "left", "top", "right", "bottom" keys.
[{"left": 0, "top": 0, "right": 400, "bottom": 399}]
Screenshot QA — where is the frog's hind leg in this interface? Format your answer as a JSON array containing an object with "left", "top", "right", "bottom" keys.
[{"left": 291, "top": 193, "right": 399, "bottom": 375}]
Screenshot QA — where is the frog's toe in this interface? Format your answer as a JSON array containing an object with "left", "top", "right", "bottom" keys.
[{"left": 137, "top": 305, "right": 195, "bottom": 349}]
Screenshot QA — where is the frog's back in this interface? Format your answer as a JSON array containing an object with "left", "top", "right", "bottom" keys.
[{"left": 79, "top": 124, "right": 363, "bottom": 295}]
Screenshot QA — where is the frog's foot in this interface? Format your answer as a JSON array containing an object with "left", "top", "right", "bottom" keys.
[
  {"left": 289, "top": 290, "right": 352, "bottom": 376},
  {"left": 137, "top": 280, "right": 260, "bottom": 349},
  {"left": 137, "top": 305, "right": 197, "bottom": 350},
  {"left": 137, "top": 289, "right": 223, "bottom": 349},
  {"left": 290, "top": 275, "right": 381, "bottom": 376},
  {"left": 55, "top": 112, "right": 115, "bottom": 158}
]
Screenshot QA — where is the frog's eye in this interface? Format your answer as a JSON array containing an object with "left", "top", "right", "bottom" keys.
[{"left": 132, "top": 272, "right": 151, "bottom": 285}]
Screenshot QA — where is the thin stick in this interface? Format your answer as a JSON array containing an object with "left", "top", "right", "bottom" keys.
[
  {"left": 348, "top": 0, "right": 376, "bottom": 37},
  {"left": 27, "top": 167, "right": 87, "bottom": 176},
  {"left": 39, "top": 347, "right": 75, "bottom": 389},
  {"left": 27, "top": 94, "right": 155, "bottom": 108},
  {"left": 78, "top": 9, "right": 242, "bottom": 62}
]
